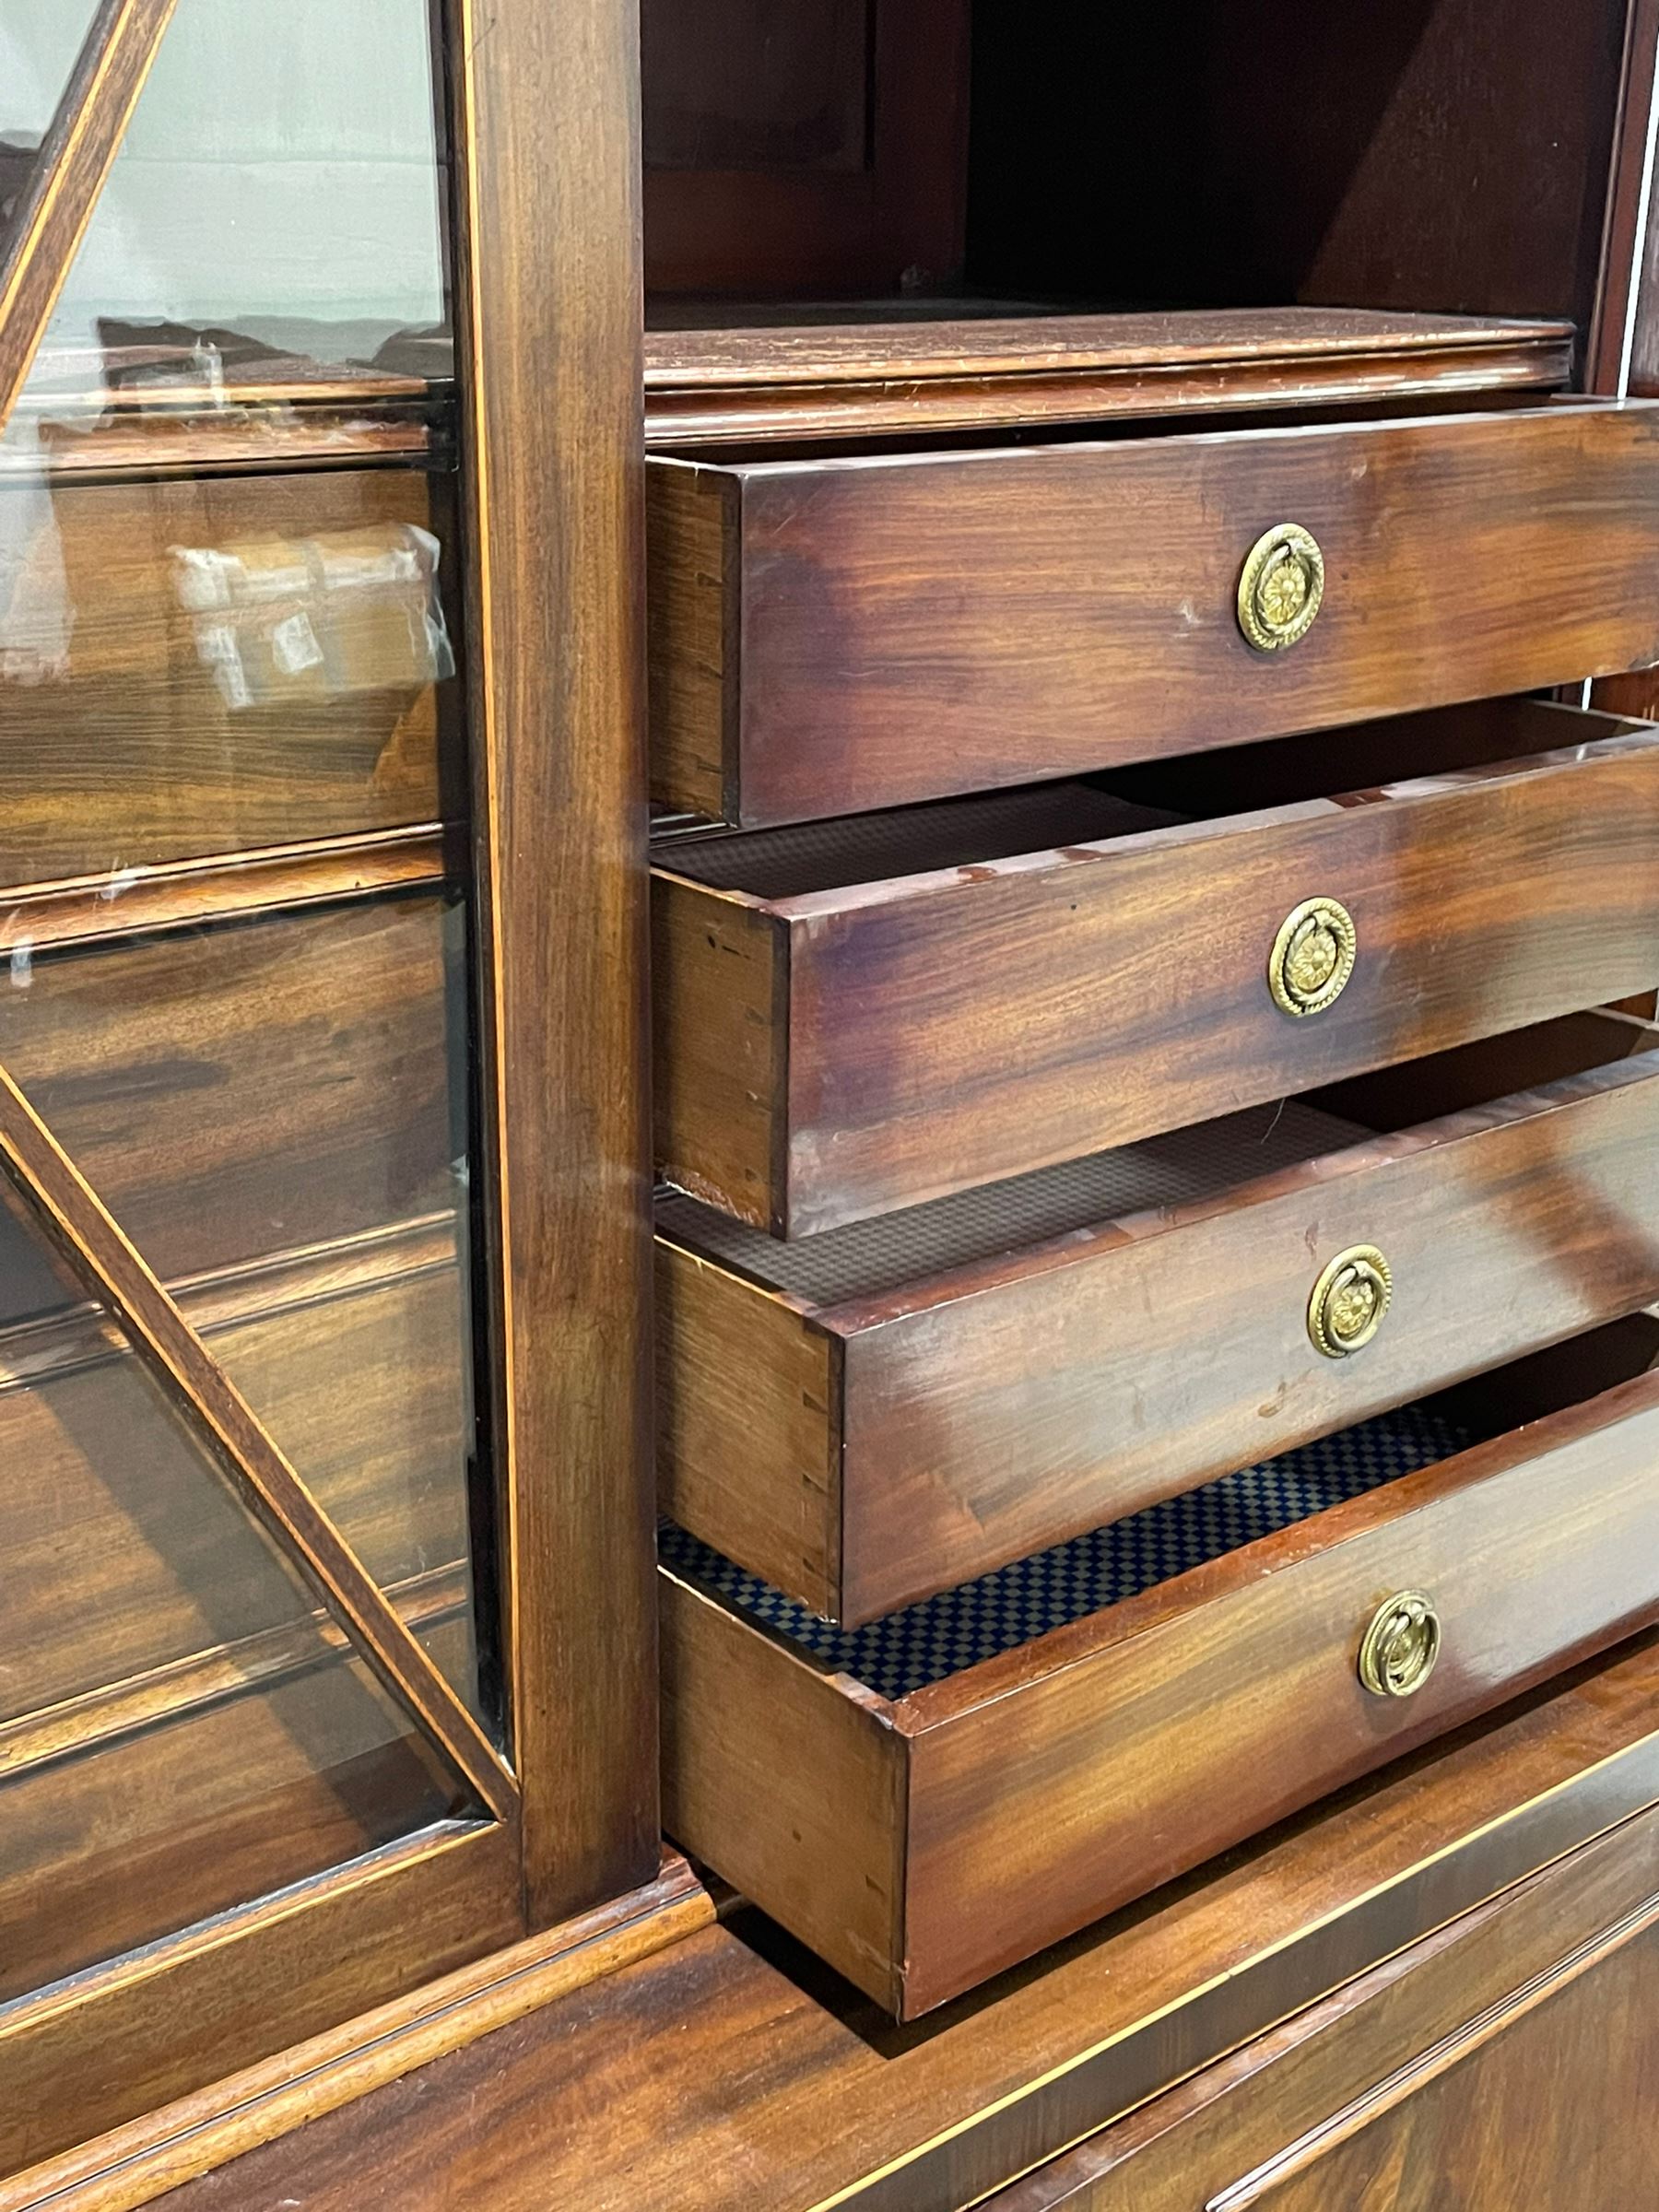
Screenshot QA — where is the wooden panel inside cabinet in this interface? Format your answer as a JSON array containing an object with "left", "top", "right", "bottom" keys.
[{"left": 642, "top": 0, "right": 971, "bottom": 294}]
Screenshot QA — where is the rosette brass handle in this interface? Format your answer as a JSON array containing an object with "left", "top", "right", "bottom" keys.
[
  {"left": 1269, "top": 896, "right": 1356, "bottom": 1018},
  {"left": 1358, "top": 1591, "right": 1441, "bottom": 1700},
  {"left": 1238, "top": 522, "right": 1324, "bottom": 652},
  {"left": 1307, "top": 1243, "right": 1392, "bottom": 1359}
]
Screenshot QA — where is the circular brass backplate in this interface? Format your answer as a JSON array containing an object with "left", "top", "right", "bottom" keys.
[
  {"left": 1308, "top": 1243, "right": 1393, "bottom": 1359},
  {"left": 1269, "top": 896, "right": 1357, "bottom": 1018},
  {"left": 1358, "top": 1591, "right": 1441, "bottom": 1700},
  {"left": 1238, "top": 523, "right": 1325, "bottom": 652}
]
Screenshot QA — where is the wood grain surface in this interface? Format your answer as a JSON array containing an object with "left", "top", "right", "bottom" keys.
[
  {"left": 0, "top": 1822, "right": 523, "bottom": 2181},
  {"left": 665, "top": 1340, "right": 1659, "bottom": 2014},
  {"left": 983, "top": 1819, "right": 1659, "bottom": 2209},
  {"left": 442, "top": 0, "right": 661, "bottom": 1920},
  {"left": 658, "top": 1023, "right": 1659, "bottom": 1621},
  {"left": 654, "top": 701, "right": 1659, "bottom": 1231},
  {"left": 0, "top": 896, "right": 459, "bottom": 1310},
  {"left": 648, "top": 402, "right": 1659, "bottom": 824},
  {"left": 1209, "top": 1909, "right": 1659, "bottom": 2210},
  {"left": 149, "top": 1635, "right": 1659, "bottom": 2212},
  {"left": 3, "top": 1860, "right": 711, "bottom": 2212},
  {"left": 0, "top": 469, "right": 450, "bottom": 890},
  {"left": 644, "top": 308, "right": 1572, "bottom": 448}
]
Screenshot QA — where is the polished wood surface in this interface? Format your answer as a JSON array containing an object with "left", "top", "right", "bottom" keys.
[
  {"left": 443, "top": 0, "right": 661, "bottom": 1921},
  {"left": 139, "top": 1637, "right": 1659, "bottom": 2212},
  {"left": 984, "top": 1813, "right": 1659, "bottom": 2209},
  {"left": 644, "top": 309, "right": 1573, "bottom": 448},
  {"left": 642, "top": 0, "right": 970, "bottom": 297},
  {"left": 665, "top": 1345, "right": 1659, "bottom": 2013},
  {"left": 660, "top": 1023, "right": 1659, "bottom": 1621},
  {"left": 0, "top": 898, "right": 456, "bottom": 1308},
  {"left": 1214, "top": 1911, "right": 1659, "bottom": 2211},
  {"left": 0, "top": 0, "right": 180, "bottom": 430},
  {"left": 648, "top": 402, "right": 1659, "bottom": 826},
  {"left": 0, "top": 469, "right": 448, "bottom": 889},
  {"left": 4, "top": 1861, "right": 712, "bottom": 2212},
  {"left": 0, "top": 1823, "right": 523, "bottom": 2181},
  {"left": 1, "top": 1229, "right": 468, "bottom": 1742},
  {"left": 655, "top": 701, "right": 1659, "bottom": 1232}
]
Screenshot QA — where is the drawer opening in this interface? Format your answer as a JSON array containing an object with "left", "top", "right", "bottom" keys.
[
  {"left": 660, "top": 1403, "right": 1475, "bottom": 1698},
  {"left": 660, "top": 1008, "right": 1659, "bottom": 1313},
  {"left": 662, "top": 697, "right": 1649, "bottom": 909},
  {"left": 1092, "top": 697, "right": 1645, "bottom": 821},
  {"left": 661, "top": 1314, "right": 1659, "bottom": 1703}
]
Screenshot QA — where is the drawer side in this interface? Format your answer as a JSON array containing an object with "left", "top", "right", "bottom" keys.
[
  {"left": 653, "top": 872, "right": 788, "bottom": 1230},
  {"left": 655, "top": 1239, "right": 842, "bottom": 1615},
  {"left": 660, "top": 1571, "right": 907, "bottom": 2010},
  {"left": 647, "top": 465, "right": 739, "bottom": 818}
]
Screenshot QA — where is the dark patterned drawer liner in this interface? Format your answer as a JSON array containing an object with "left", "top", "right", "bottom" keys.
[{"left": 659, "top": 1404, "right": 1472, "bottom": 1700}]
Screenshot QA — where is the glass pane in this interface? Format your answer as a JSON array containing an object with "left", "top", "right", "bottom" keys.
[
  {"left": 7, "top": 0, "right": 449, "bottom": 447},
  {"left": 0, "top": 1178, "right": 464, "bottom": 2000},
  {"left": 0, "top": 894, "right": 485, "bottom": 1713},
  {"left": 0, "top": 6, "right": 99, "bottom": 218},
  {"left": 0, "top": 0, "right": 498, "bottom": 2000}
]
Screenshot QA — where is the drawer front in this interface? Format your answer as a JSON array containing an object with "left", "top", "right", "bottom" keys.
[
  {"left": 660, "top": 1041, "right": 1659, "bottom": 1623},
  {"left": 649, "top": 402, "right": 1659, "bottom": 826},
  {"left": 655, "top": 712, "right": 1659, "bottom": 1232},
  {"left": 662, "top": 1359, "right": 1659, "bottom": 2016}
]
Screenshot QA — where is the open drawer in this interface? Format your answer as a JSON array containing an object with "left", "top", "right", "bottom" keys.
[
  {"left": 658, "top": 1012, "right": 1659, "bottom": 1622},
  {"left": 660, "top": 1320, "right": 1659, "bottom": 2018},
  {"left": 654, "top": 699, "right": 1659, "bottom": 1233},
  {"left": 647, "top": 398, "right": 1659, "bottom": 827}
]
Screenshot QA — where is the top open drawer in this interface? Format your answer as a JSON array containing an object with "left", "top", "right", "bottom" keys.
[{"left": 648, "top": 399, "right": 1659, "bottom": 826}]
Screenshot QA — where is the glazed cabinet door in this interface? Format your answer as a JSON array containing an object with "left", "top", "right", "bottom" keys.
[{"left": 0, "top": 0, "right": 650, "bottom": 2175}]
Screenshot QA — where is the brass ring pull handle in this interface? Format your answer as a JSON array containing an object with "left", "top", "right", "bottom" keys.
[
  {"left": 1308, "top": 1243, "right": 1392, "bottom": 1359},
  {"left": 1238, "top": 523, "right": 1325, "bottom": 652},
  {"left": 1269, "top": 896, "right": 1357, "bottom": 1017},
  {"left": 1358, "top": 1591, "right": 1441, "bottom": 1699}
]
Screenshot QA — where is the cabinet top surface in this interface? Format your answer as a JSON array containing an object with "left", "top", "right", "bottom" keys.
[{"left": 643, "top": 306, "right": 1573, "bottom": 387}]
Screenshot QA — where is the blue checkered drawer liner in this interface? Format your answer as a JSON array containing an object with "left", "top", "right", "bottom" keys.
[{"left": 659, "top": 1404, "right": 1473, "bottom": 1700}]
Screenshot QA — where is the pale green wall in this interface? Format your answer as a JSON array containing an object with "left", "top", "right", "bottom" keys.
[{"left": 3, "top": 0, "right": 445, "bottom": 355}]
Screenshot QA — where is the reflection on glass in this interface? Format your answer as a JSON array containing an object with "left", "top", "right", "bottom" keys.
[
  {"left": 0, "top": 896, "right": 485, "bottom": 1715},
  {"left": 9, "top": 0, "right": 450, "bottom": 440},
  {"left": 0, "top": 1177, "right": 465, "bottom": 2000},
  {"left": 0, "top": 0, "right": 497, "bottom": 2004}
]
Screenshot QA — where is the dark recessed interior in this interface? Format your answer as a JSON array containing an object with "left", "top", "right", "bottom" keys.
[{"left": 641, "top": 0, "right": 1628, "bottom": 348}]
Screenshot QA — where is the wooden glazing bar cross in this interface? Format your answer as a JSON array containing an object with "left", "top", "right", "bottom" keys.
[
  {"left": 0, "top": 1059, "right": 519, "bottom": 1825},
  {"left": 0, "top": 0, "right": 182, "bottom": 435}
]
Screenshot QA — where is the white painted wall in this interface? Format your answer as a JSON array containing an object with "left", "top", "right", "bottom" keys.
[{"left": 3, "top": 0, "right": 445, "bottom": 359}]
